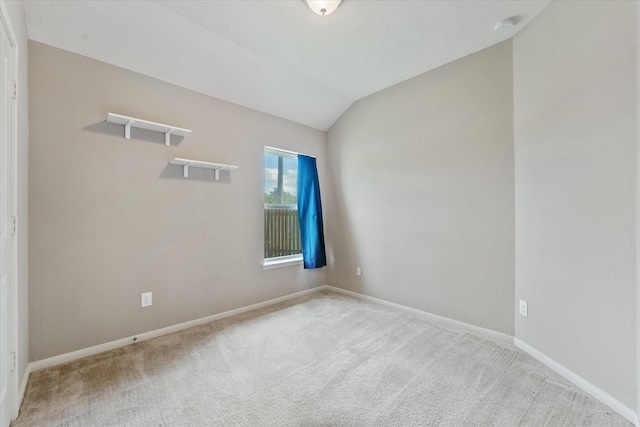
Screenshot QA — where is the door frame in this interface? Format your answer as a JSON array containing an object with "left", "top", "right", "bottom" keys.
[
  {"left": 0, "top": 0, "right": 18, "bottom": 421},
  {"left": 637, "top": 1, "right": 640, "bottom": 422}
]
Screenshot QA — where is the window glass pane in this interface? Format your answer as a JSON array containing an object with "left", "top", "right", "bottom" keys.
[
  {"left": 264, "top": 149, "right": 301, "bottom": 259},
  {"left": 264, "top": 153, "right": 297, "bottom": 205}
]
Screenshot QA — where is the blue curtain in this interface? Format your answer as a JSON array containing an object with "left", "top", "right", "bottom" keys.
[{"left": 297, "top": 154, "right": 326, "bottom": 269}]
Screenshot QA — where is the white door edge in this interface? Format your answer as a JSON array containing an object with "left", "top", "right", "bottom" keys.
[{"left": 0, "top": 0, "right": 18, "bottom": 422}]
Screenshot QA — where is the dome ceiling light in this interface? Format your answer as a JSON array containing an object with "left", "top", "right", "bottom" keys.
[{"left": 306, "top": 0, "right": 342, "bottom": 16}]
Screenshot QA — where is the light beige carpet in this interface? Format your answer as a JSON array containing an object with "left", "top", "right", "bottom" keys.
[{"left": 13, "top": 291, "right": 630, "bottom": 426}]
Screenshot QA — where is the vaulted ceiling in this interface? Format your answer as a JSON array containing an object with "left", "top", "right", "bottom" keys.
[{"left": 23, "top": 1, "right": 550, "bottom": 130}]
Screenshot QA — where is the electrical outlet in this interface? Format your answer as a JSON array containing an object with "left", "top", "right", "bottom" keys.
[
  {"left": 519, "top": 299, "right": 528, "bottom": 317},
  {"left": 141, "top": 292, "right": 152, "bottom": 308},
  {"left": 356, "top": 267, "right": 362, "bottom": 277}
]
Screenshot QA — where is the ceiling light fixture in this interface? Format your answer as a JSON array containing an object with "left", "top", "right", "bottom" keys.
[{"left": 306, "top": 0, "right": 342, "bottom": 16}]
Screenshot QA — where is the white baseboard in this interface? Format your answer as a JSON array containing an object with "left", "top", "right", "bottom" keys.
[
  {"left": 324, "top": 285, "right": 514, "bottom": 344},
  {"left": 14, "top": 364, "right": 32, "bottom": 420},
  {"left": 326, "top": 285, "right": 637, "bottom": 425},
  {"left": 20, "top": 284, "right": 638, "bottom": 426},
  {"left": 514, "top": 338, "right": 639, "bottom": 426},
  {"left": 28, "top": 286, "right": 325, "bottom": 373}
]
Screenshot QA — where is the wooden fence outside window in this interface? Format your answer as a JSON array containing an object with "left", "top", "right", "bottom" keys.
[{"left": 264, "top": 206, "right": 302, "bottom": 258}]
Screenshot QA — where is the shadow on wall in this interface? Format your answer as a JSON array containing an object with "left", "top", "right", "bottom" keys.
[
  {"left": 83, "top": 120, "right": 232, "bottom": 183},
  {"left": 83, "top": 120, "right": 186, "bottom": 146},
  {"left": 159, "top": 164, "right": 232, "bottom": 183}
]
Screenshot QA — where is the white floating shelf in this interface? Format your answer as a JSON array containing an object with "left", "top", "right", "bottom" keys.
[
  {"left": 169, "top": 158, "right": 239, "bottom": 181},
  {"left": 107, "top": 113, "right": 191, "bottom": 146}
]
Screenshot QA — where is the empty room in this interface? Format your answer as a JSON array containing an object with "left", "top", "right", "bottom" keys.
[{"left": 0, "top": 0, "right": 638, "bottom": 425}]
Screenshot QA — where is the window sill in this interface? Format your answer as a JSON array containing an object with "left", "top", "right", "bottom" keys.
[{"left": 263, "top": 256, "right": 303, "bottom": 270}]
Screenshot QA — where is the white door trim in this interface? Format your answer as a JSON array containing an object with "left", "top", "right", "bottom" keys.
[
  {"left": 0, "top": 0, "right": 18, "bottom": 421},
  {"left": 636, "top": 1, "right": 640, "bottom": 422}
]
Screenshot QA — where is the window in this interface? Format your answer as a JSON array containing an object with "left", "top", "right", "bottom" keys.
[{"left": 264, "top": 147, "right": 302, "bottom": 267}]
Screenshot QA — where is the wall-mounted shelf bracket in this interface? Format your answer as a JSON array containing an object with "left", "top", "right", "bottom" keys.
[
  {"left": 107, "top": 113, "right": 191, "bottom": 146},
  {"left": 165, "top": 129, "right": 175, "bottom": 146},
  {"left": 124, "top": 120, "right": 134, "bottom": 139},
  {"left": 169, "top": 158, "right": 239, "bottom": 181}
]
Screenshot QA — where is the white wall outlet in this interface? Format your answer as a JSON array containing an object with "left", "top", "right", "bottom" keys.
[
  {"left": 141, "top": 292, "right": 152, "bottom": 308},
  {"left": 519, "top": 299, "right": 528, "bottom": 317},
  {"left": 356, "top": 267, "right": 362, "bottom": 277}
]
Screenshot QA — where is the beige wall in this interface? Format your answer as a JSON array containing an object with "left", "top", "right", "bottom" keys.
[
  {"left": 25, "top": 1, "right": 639, "bottom": 415},
  {"left": 28, "top": 41, "right": 328, "bottom": 361},
  {"left": 514, "top": 1, "right": 636, "bottom": 409},
  {"left": 326, "top": 41, "right": 515, "bottom": 335}
]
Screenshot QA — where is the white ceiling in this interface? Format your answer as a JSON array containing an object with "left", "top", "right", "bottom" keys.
[{"left": 23, "top": 0, "right": 550, "bottom": 131}]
